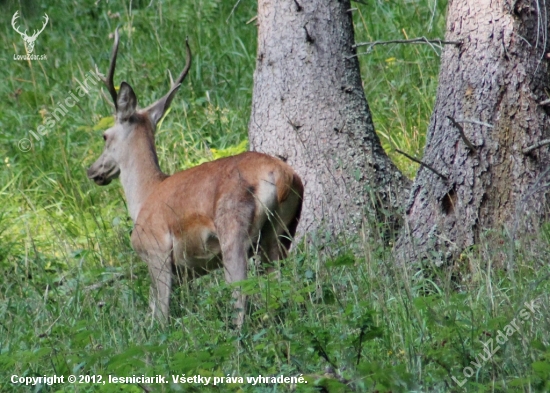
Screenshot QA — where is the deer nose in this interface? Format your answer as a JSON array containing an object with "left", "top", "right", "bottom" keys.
[
  {"left": 86, "top": 166, "right": 97, "bottom": 179},
  {"left": 87, "top": 166, "right": 104, "bottom": 184}
]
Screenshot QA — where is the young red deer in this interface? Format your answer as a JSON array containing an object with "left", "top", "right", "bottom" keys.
[{"left": 87, "top": 30, "right": 303, "bottom": 327}]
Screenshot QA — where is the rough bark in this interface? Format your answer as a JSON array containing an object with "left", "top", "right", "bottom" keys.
[
  {"left": 396, "top": 0, "right": 550, "bottom": 262},
  {"left": 249, "top": 0, "right": 410, "bottom": 238}
]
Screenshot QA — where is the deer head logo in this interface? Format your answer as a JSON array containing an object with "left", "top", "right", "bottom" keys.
[{"left": 11, "top": 11, "right": 49, "bottom": 54}]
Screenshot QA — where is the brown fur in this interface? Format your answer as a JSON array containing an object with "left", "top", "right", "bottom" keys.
[{"left": 128, "top": 151, "right": 303, "bottom": 325}]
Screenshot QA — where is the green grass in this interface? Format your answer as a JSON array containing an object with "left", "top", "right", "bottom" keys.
[
  {"left": 355, "top": 0, "right": 446, "bottom": 178},
  {"left": 1, "top": 0, "right": 550, "bottom": 392}
]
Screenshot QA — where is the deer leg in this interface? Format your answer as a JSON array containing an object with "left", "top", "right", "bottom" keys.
[
  {"left": 259, "top": 226, "right": 285, "bottom": 274},
  {"left": 258, "top": 210, "right": 294, "bottom": 277},
  {"left": 132, "top": 227, "right": 174, "bottom": 321},
  {"left": 146, "top": 252, "right": 173, "bottom": 321},
  {"left": 220, "top": 237, "right": 248, "bottom": 329},
  {"left": 215, "top": 198, "right": 255, "bottom": 329}
]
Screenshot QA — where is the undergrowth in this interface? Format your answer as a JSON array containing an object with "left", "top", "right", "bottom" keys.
[{"left": 1, "top": 0, "right": 550, "bottom": 392}]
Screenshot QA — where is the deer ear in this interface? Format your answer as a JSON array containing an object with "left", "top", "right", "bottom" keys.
[
  {"left": 117, "top": 82, "right": 137, "bottom": 121},
  {"left": 145, "top": 84, "right": 181, "bottom": 126}
]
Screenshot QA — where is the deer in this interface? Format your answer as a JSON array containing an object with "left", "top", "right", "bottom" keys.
[
  {"left": 11, "top": 11, "right": 49, "bottom": 54},
  {"left": 86, "top": 30, "right": 304, "bottom": 328}
]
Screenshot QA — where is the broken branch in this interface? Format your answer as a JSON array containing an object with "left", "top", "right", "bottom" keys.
[
  {"left": 395, "top": 149, "right": 448, "bottom": 180},
  {"left": 453, "top": 118, "right": 494, "bottom": 128},
  {"left": 246, "top": 15, "right": 257, "bottom": 25},
  {"left": 304, "top": 25, "right": 314, "bottom": 43},
  {"left": 353, "top": 37, "right": 462, "bottom": 49},
  {"left": 523, "top": 138, "right": 550, "bottom": 154},
  {"left": 447, "top": 116, "right": 478, "bottom": 153}
]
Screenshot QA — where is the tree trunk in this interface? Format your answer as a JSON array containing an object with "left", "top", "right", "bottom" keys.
[
  {"left": 249, "top": 0, "right": 409, "bottom": 237},
  {"left": 396, "top": 0, "right": 550, "bottom": 262}
]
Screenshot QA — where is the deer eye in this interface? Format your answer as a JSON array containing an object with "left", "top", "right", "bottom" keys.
[{"left": 103, "top": 134, "right": 107, "bottom": 142}]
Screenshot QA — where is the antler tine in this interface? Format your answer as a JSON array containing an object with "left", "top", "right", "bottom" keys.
[
  {"left": 102, "top": 28, "right": 120, "bottom": 110},
  {"left": 172, "top": 37, "right": 192, "bottom": 88},
  {"left": 11, "top": 11, "right": 27, "bottom": 37},
  {"left": 145, "top": 37, "right": 192, "bottom": 114},
  {"left": 141, "top": 37, "right": 192, "bottom": 123},
  {"left": 31, "top": 14, "right": 49, "bottom": 38}
]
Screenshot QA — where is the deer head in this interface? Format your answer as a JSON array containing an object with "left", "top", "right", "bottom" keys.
[
  {"left": 87, "top": 29, "right": 192, "bottom": 186},
  {"left": 11, "top": 11, "right": 49, "bottom": 54}
]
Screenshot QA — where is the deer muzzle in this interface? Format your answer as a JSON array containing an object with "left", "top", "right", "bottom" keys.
[{"left": 87, "top": 160, "right": 120, "bottom": 186}]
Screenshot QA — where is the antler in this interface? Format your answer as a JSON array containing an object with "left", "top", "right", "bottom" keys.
[
  {"left": 149, "top": 37, "right": 192, "bottom": 107},
  {"left": 99, "top": 31, "right": 191, "bottom": 113},
  {"left": 11, "top": 11, "right": 28, "bottom": 38},
  {"left": 30, "top": 14, "right": 49, "bottom": 39},
  {"left": 172, "top": 37, "right": 192, "bottom": 89},
  {"left": 101, "top": 28, "right": 120, "bottom": 110}
]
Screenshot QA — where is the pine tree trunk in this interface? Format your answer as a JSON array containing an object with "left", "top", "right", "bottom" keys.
[
  {"left": 249, "top": 0, "right": 409, "bottom": 237},
  {"left": 395, "top": 0, "right": 550, "bottom": 262}
]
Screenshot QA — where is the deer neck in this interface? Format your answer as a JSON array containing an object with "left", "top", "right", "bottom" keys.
[{"left": 119, "top": 130, "right": 167, "bottom": 222}]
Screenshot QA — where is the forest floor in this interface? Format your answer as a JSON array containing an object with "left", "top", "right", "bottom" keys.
[{"left": 1, "top": 0, "right": 549, "bottom": 391}]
